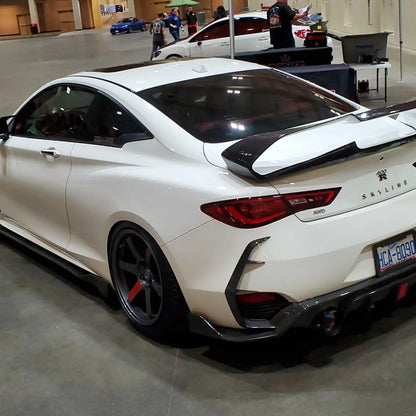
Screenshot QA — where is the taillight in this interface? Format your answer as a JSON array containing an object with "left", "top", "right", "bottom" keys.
[{"left": 200, "top": 188, "right": 341, "bottom": 228}]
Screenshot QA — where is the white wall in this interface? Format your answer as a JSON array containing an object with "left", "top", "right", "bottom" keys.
[{"left": 247, "top": 0, "right": 415, "bottom": 52}]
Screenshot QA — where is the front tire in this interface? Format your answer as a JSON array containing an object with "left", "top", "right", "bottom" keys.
[
  {"left": 109, "top": 223, "right": 188, "bottom": 339},
  {"left": 166, "top": 54, "right": 182, "bottom": 60}
]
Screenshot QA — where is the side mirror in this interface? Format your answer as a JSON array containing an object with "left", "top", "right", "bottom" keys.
[
  {"left": 0, "top": 117, "right": 10, "bottom": 141},
  {"left": 197, "top": 41, "right": 202, "bottom": 46}
]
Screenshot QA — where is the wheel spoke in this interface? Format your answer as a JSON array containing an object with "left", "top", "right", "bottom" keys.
[
  {"left": 145, "top": 288, "right": 153, "bottom": 316},
  {"left": 126, "top": 236, "right": 141, "bottom": 263},
  {"left": 152, "top": 280, "right": 162, "bottom": 298},
  {"left": 127, "top": 280, "right": 143, "bottom": 303},
  {"left": 119, "top": 260, "right": 138, "bottom": 276},
  {"left": 144, "top": 246, "right": 152, "bottom": 265}
]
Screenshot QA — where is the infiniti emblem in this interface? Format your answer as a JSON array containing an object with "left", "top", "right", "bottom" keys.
[{"left": 376, "top": 169, "right": 388, "bottom": 181}]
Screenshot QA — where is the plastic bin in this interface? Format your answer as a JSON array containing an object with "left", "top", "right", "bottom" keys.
[
  {"left": 335, "top": 32, "right": 391, "bottom": 63},
  {"left": 30, "top": 23, "right": 38, "bottom": 34}
]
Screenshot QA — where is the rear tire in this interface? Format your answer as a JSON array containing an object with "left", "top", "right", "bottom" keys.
[
  {"left": 109, "top": 223, "right": 189, "bottom": 339},
  {"left": 167, "top": 54, "right": 182, "bottom": 60}
]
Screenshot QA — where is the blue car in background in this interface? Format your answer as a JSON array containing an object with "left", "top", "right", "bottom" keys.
[{"left": 110, "top": 17, "right": 146, "bottom": 35}]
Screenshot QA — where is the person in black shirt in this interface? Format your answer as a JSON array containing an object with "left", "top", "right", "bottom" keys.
[
  {"left": 186, "top": 6, "right": 198, "bottom": 35},
  {"left": 267, "top": 0, "right": 307, "bottom": 48},
  {"left": 149, "top": 12, "right": 167, "bottom": 60}
]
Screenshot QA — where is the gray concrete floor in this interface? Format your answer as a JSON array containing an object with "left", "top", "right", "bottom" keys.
[{"left": 1, "top": 29, "right": 416, "bottom": 416}]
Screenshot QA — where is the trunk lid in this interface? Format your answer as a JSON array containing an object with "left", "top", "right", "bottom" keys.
[{"left": 204, "top": 107, "right": 416, "bottom": 220}]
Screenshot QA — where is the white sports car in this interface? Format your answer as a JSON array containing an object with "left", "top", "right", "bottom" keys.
[
  {"left": 1, "top": 58, "right": 416, "bottom": 342},
  {"left": 153, "top": 11, "right": 323, "bottom": 60}
]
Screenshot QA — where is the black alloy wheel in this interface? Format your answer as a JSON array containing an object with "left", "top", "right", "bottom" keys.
[{"left": 109, "top": 223, "right": 188, "bottom": 339}]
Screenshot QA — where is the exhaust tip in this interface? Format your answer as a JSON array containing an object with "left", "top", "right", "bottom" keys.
[{"left": 314, "top": 308, "right": 340, "bottom": 336}]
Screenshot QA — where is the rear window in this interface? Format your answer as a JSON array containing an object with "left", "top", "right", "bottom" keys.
[{"left": 138, "top": 69, "right": 357, "bottom": 143}]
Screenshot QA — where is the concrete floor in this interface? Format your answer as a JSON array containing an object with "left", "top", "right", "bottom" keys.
[{"left": 2, "top": 29, "right": 416, "bottom": 416}]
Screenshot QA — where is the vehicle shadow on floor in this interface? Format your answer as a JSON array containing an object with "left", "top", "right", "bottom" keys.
[
  {"left": 3, "top": 233, "right": 416, "bottom": 373},
  {"left": 197, "top": 296, "right": 416, "bottom": 372}
]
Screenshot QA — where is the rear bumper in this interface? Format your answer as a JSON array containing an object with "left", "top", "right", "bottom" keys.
[
  {"left": 110, "top": 28, "right": 127, "bottom": 34},
  {"left": 188, "top": 263, "right": 416, "bottom": 342}
]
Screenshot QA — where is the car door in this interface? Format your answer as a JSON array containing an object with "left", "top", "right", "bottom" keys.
[
  {"left": 64, "top": 89, "right": 153, "bottom": 260},
  {"left": 235, "top": 16, "right": 271, "bottom": 53},
  {"left": 130, "top": 18, "right": 139, "bottom": 31},
  {"left": 0, "top": 84, "right": 93, "bottom": 249},
  {"left": 188, "top": 19, "right": 232, "bottom": 57}
]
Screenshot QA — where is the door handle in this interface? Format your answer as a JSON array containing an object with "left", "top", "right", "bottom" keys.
[
  {"left": 41, "top": 148, "right": 61, "bottom": 158},
  {"left": 220, "top": 42, "right": 230, "bottom": 47}
]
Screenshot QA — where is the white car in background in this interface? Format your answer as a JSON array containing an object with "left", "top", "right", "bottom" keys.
[
  {"left": 153, "top": 11, "right": 317, "bottom": 60},
  {"left": 1, "top": 58, "right": 416, "bottom": 342}
]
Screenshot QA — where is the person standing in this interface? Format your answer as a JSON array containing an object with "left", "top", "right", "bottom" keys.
[
  {"left": 167, "top": 8, "right": 181, "bottom": 42},
  {"left": 186, "top": 6, "right": 198, "bottom": 35},
  {"left": 163, "top": 12, "right": 169, "bottom": 29},
  {"left": 149, "top": 12, "right": 167, "bottom": 60},
  {"left": 267, "top": 0, "right": 307, "bottom": 48}
]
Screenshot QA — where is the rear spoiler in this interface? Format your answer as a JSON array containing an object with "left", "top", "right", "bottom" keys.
[
  {"left": 354, "top": 99, "right": 416, "bottom": 121},
  {"left": 222, "top": 100, "right": 416, "bottom": 181}
]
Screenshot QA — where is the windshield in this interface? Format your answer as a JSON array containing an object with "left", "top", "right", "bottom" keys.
[{"left": 138, "top": 69, "right": 357, "bottom": 143}]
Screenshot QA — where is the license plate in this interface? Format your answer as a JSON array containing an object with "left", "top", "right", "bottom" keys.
[{"left": 374, "top": 232, "right": 416, "bottom": 276}]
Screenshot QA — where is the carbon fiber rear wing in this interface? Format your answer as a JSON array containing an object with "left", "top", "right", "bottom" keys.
[
  {"left": 354, "top": 99, "right": 416, "bottom": 121},
  {"left": 222, "top": 100, "right": 416, "bottom": 181}
]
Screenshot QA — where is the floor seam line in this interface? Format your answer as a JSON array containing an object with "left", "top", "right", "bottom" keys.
[{"left": 167, "top": 348, "right": 180, "bottom": 416}]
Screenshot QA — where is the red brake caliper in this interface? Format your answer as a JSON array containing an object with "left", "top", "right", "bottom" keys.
[{"left": 128, "top": 280, "right": 143, "bottom": 303}]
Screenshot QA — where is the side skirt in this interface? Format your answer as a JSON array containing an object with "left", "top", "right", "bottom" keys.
[{"left": 0, "top": 226, "right": 111, "bottom": 299}]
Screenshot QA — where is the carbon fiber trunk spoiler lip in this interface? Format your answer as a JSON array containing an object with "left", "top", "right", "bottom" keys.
[{"left": 221, "top": 100, "right": 416, "bottom": 181}]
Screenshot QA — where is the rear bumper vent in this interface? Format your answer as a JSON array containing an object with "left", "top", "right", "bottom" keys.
[{"left": 236, "top": 293, "right": 290, "bottom": 320}]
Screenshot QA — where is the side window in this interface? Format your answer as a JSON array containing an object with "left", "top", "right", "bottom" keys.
[
  {"left": 192, "top": 20, "right": 231, "bottom": 42},
  {"left": 236, "top": 17, "right": 269, "bottom": 36},
  {"left": 12, "top": 84, "right": 152, "bottom": 146},
  {"left": 77, "top": 91, "right": 152, "bottom": 147},
  {"left": 12, "top": 85, "right": 95, "bottom": 140}
]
